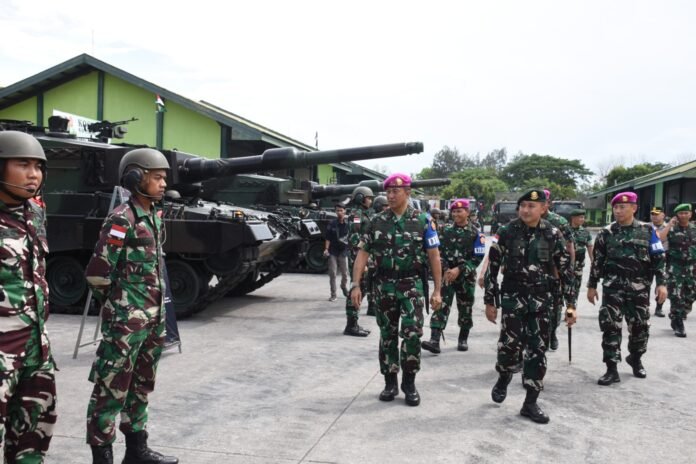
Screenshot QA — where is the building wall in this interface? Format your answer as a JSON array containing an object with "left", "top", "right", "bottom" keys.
[
  {"left": 103, "top": 74, "right": 157, "bottom": 147},
  {"left": 0, "top": 96, "right": 36, "bottom": 122},
  {"left": 161, "top": 100, "right": 220, "bottom": 158},
  {"left": 43, "top": 72, "right": 99, "bottom": 123}
]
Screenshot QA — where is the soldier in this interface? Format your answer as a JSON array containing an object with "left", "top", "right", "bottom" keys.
[
  {"left": 542, "top": 189, "right": 575, "bottom": 351},
  {"left": 0, "top": 131, "right": 57, "bottom": 463},
  {"left": 85, "top": 148, "right": 178, "bottom": 464},
  {"left": 343, "top": 186, "right": 374, "bottom": 336},
  {"left": 485, "top": 189, "right": 576, "bottom": 424},
  {"left": 650, "top": 206, "right": 670, "bottom": 317},
  {"left": 657, "top": 204, "right": 696, "bottom": 337},
  {"left": 350, "top": 173, "right": 442, "bottom": 406},
  {"left": 422, "top": 199, "right": 484, "bottom": 353},
  {"left": 588, "top": 192, "right": 666, "bottom": 386},
  {"left": 372, "top": 195, "right": 388, "bottom": 214},
  {"left": 569, "top": 209, "right": 593, "bottom": 298}
]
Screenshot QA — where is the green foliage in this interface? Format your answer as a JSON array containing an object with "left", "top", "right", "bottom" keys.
[
  {"left": 440, "top": 168, "right": 508, "bottom": 207},
  {"left": 603, "top": 162, "right": 670, "bottom": 187},
  {"left": 500, "top": 154, "right": 593, "bottom": 189},
  {"left": 520, "top": 177, "right": 576, "bottom": 200}
]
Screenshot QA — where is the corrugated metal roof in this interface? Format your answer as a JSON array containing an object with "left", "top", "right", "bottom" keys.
[{"left": 589, "top": 159, "right": 696, "bottom": 197}]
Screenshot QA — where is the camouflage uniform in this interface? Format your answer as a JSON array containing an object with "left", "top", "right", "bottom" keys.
[
  {"left": 543, "top": 211, "right": 575, "bottom": 335},
  {"left": 361, "top": 205, "right": 439, "bottom": 375},
  {"left": 345, "top": 206, "right": 374, "bottom": 321},
  {"left": 588, "top": 220, "right": 666, "bottom": 364},
  {"left": 0, "top": 200, "right": 57, "bottom": 463},
  {"left": 85, "top": 197, "right": 166, "bottom": 446},
  {"left": 571, "top": 225, "right": 593, "bottom": 297},
  {"left": 666, "top": 223, "right": 696, "bottom": 320},
  {"left": 485, "top": 217, "right": 575, "bottom": 392},
  {"left": 430, "top": 222, "right": 483, "bottom": 333}
]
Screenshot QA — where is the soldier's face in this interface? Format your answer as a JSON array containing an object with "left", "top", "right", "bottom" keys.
[
  {"left": 364, "top": 197, "right": 373, "bottom": 208},
  {"left": 0, "top": 158, "right": 43, "bottom": 202},
  {"left": 518, "top": 201, "right": 543, "bottom": 225},
  {"left": 386, "top": 187, "right": 409, "bottom": 210},
  {"left": 612, "top": 203, "right": 637, "bottom": 223},
  {"left": 677, "top": 211, "right": 692, "bottom": 224},
  {"left": 650, "top": 212, "right": 665, "bottom": 225},
  {"left": 571, "top": 215, "right": 585, "bottom": 227},
  {"left": 141, "top": 169, "right": 167, "bottom": 200},
  {"left": 451, "top": 207, "right": 469, "bottom": 225}
]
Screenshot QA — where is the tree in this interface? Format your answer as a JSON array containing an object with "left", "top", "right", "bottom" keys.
[
  {"left": 500, "top": 154, "right": 593, "bottom": 190},
  {"left": 603, "top": 162, "right": 670, "bottom": 188},
  {"left": 440, "top": 168, "right": 509, "bottom": 207},
  {"left": 480, "top": 147, "right": 507, "bottom": 172},
  {"left": 520, "top": 177, "right": 576, "bottom": 200},
  {"left": 432, "top": 146, "right": 465, "bottom": 178}
]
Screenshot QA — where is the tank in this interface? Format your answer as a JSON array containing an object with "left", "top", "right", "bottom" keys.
[{"left": 7, "top": 120, "right": 424, "bottom": 318}]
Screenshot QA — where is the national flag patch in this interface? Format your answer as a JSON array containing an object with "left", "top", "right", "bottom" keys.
[
  {"left": 353, "top": 217, "right": 361, "bottom": 223},
  {"left": 109, "top": 224, "right": 127, "bottom": 239},
  {"left": 491, "top": 234, "right": 499, "bottom": 243}
]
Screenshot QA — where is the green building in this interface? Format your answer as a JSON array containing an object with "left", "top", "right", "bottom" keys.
[{"left": 0, "top": 53, "right": 385, "bottom": 185}]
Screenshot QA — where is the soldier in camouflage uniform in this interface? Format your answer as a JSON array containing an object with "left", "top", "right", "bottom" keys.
[
  {"left": 85, "top": 148, "right": 178, "bottom": 464},
  {"left": 422, "top": 199, "right": 484, "bottom": 353},
  {"left": 542, "top": 190, "right": 575, "bottom": 351},
  {"left": 343, "top": 186, "right": 374, "bottom": 336},
  {"left": 350, "top": 173, "right": 442, "bottom": 407},
  {"left": 485, "top": 189, "right": 576, "bottom": 424},
  {"left": 0, "top": 131, "right": 57, "bottom": 463},
  {"left": 588, "top": 192, "right": 666, "bottom": 386},
  {"left": 569, "top": 209, "right": 593, "bottom": 299},
  {"left": 657, "top": 203, "right": 696, "bottom": 337}
]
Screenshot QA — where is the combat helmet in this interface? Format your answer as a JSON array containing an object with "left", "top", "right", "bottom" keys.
[
  {"left": 373, "top": 195, "right": 388, "bottom": 211},
  {"left": 118, "top": 148, "right": 170, "bottom": 180},
  {"left": 0, "top": 131, "right": 47, "bottom": 161},
  {"left": 351, "top": 186, "right": 374, "bottom": 206}
]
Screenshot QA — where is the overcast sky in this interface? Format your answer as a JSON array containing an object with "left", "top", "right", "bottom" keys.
[{"left": 2, "top": 0, "right": 695, "bottom": 181}]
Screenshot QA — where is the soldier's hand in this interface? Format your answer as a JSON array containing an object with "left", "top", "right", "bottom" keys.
[
  {"left": 351, "top": 288, "right": 363, "bottom": 308},
  {"left": 323, "top": 249, "right": 330, "bottom": 258},
  {"left": 485, "top": 304, "right": 497, "bottom": 324},
  {"left": 430, "top": 291, "right": 442, "bottom": 311},
  {"left": 444, "top": 268, "right": 460, "bottom": 285},
  {"left": 656, "top": 285, "right": 668, "bottom": 304},
  {"left": 587, "top": 288, "right": 598, "bottom": 305},
  {"left": 565, "top": 307, "right": 577, "bottom": 327},
  {"left": 477, "top": 273, "right": 485, "bottom": 289}
]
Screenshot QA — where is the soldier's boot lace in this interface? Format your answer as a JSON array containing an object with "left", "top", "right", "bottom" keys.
[
  {"left": 491, "top": 372, "right": 513, "bottom": 403},
  {"left": 625, "top": 353, "right": 647, "bottom": 378},
  {"left": 91, "top": 445, "right": 114, "bottom": 464},
  {"left": 401, "top": 372, "right": 420, "bottom": 406},
  {"left": 654, "top": 303, "right": 665, "bottom": 317},
  {"left": 122, "top": 431, "right": 178, "bottom": 464},
  {"left": 549, "top": 330, "right": 559, "bottom": 351},
  {"left": 597, "top": 361, "right": 621, "bottom": 386},
  {"left": 520, "top": 389, "right": 550, "bottom": 424},
  {"left": 672, "top": 316, "right": 687, "bottom": 338},
  {"left": 379, "top": 373, "right": 399, "bottom": 401},
  {"left": 457, "top": 328, "right": 469, "bottom": 352},
  {"left": 421, "top": 328, "right": 441, "bottom": 354},
  {"left": 343, "top": 317, "right": 370, "bottom": 337}
]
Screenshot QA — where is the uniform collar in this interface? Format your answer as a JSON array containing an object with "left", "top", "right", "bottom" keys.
[
  {"left": 387, "top": 205, "right": 415, "bottom": 220},
  {"left": 130, "top": 196, "right": 153, "bottom": 219},
  {"left": 0, "top": 199, "right": 27, "bottom": 216}
]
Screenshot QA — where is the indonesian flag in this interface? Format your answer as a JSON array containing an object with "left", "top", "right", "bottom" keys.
[
  {"left": 109, "top": 224, "right": 127, "bottom": 239},
  {"left": 155, "top": 94, "right": 166, "bottom": 113}
]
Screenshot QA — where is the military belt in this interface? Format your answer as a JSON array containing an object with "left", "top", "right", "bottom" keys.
[
  {"left": 376, "top": 269, "right": 420, "bottom": 280},
  {"left": 501, "top": 281, "right": 550, "bottom": 294}
]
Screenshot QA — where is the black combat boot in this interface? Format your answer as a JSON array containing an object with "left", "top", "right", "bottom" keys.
[
  {"left": 457, "top": 328, "right": 469, "bottom": 352},
  {"left": 379, "top": 373, "right": 399, "bottom": 401},
  {"left": 597, "top": 361, "right": 621, "bottom": 386},
  {"left": 421, "top": 328, "right": 441, "bottom": 354},
  {"left": 491, "top": 372, "right": 513, "bottom": 403},
  {"left": 401, "top": 372, "right": 421, "bottom": 406},
  {"left": 366, "top": 302, "right": 376, "bottom": 316},
  {"left": 625, "top": 353, "right": 647, "bottom": 378},
  {"left": 672, "top": 316, "right": 687, "bottom": 338},
  {"left": 343, "top": 317, "right": 370, "bottom": 337},
  {"left": 520, "top": 389, "right": 550, "bottom": 424},
  {"left": 91, "top": 445, "right": 114, "bottom": 464},
  {"left": 549, "top": 330, "right": 559, "bottom": 351},
  {"left": 654, "top": 302, "right": 665, "bottom": 317},
  {"left": 122, "top": 431, "right": 178, "bottom": 464}
]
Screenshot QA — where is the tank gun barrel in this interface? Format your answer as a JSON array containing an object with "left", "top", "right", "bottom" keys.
[
  {"left": 310, "top": 177, "right": 451, "bottom": 199},
  {"left": 176, "top": 142, "right": 424, "bottom": 184}
]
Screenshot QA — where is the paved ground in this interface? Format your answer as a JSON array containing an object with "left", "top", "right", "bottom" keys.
[{"left": 45, "top": 262, "right": 695, "bottom": 463}]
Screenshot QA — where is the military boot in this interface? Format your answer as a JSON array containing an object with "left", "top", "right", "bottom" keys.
[
  {"left": 343, "top": 317, "right": 370, "bottom": 337},
  {"left": 520, "top": 389, "right": 550, "bottom": 424},
  {"left": 122, "top": 431, "right": 178, "bottom": 464},
  {"left": 654, "top": 302, "right": 665, "bottom": 317},
  {"left": 401, "top": 372, "right": 421, "bottom": 406},
  {"left": 625, "top": 353, "right": 647, "bottom": 378},
  {"left": 91, "top": 445, "right": 114, "bottom": 464},
  {"left": 549, "top": 330, "right": 559, "bottom": 351},
  {"left": 379, "top": 373, "right": 399, "bottom": 401},
  {"left": 366, "top": 302, "right": 376, "bottom": 316},
  {"left": 597, "top": 361, "right": 621, "bottom": 386},
  {"left": 491, "top": 372, "right": 513, "bottom": 403},
  {"left": 672, "top": 316, "right": 687, "bottom": 338},
  {"left": 457, "top": 328, "right": 469, "bottom": 352},
  {"left": 421, "top": 328, "right": 441, "bottom": 354}
]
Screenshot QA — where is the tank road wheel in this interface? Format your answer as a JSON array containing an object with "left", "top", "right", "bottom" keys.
[
  {"left": 305, "top": 240, "right": 328, "bottom": 273},
  {"left": 165, "top": 259, "right": 201, "bottom": 319},
  {"left": 47, "top": 256, "right": 87, "bottom": 309}
]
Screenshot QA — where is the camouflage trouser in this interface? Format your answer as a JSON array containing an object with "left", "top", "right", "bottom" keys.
[
  {"left": 86, "top": 317, "right": 165, "bottom": 446},
  {"left": 496, "top": 290, "right": 552, "bottom": 392},
  {"left": 572, "top": 256, "right": 586, "bottom": 299},
  {"left": 0, "top": 360, "right": 56, "bottom": 463},
  {"left": 373, "top": 276, "right": 424, "bottom": 375},
  {"left": 667, "top": 263, "right": 696, "bottom": 320},
  {"left": 345, "top": 258, "right": 376, "bottom": 319},
  {"left": 549, "top": 279, "right": 563, "bottom": 332},
  {"left": 429, "top": 277, "right": 475, "bottom": 331},
  {"left": 598, "top": 285, "right": 650, "bottom": 363}
]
